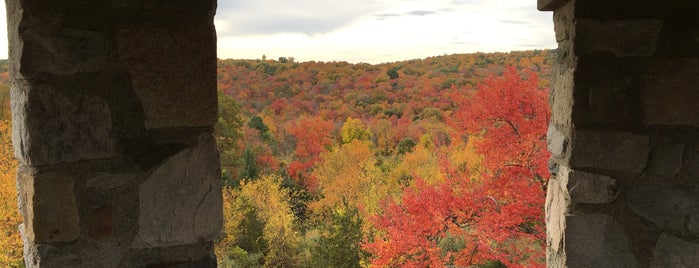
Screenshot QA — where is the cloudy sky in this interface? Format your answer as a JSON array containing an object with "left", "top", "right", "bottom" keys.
[{"left": 0, "top": 0, "right": 555, "bottom": 64}]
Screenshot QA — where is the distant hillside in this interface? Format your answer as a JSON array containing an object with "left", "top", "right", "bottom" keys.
[{"left": 219, "top": 50, "right": 554, "bottom": 120}]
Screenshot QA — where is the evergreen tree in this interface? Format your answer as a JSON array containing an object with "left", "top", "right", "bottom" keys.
[{"left": 311, "top": 199, "right": 365, "bottom": 268}]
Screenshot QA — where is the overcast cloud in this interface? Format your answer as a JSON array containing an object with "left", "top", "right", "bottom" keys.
[
  {"left": 0, "top": 0, "right": 556, "bottom": 63},
  {"left": 216, "top": 0, "right": 555, "bottom": 63}
]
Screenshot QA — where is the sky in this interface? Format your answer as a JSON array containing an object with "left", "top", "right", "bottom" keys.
[{"left": 0, "top": 0, "right": 555, "bottom": 64}]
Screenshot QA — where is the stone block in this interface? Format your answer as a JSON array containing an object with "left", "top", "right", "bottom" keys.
[
  {"left": 572, "top": 56, "right": 643, "bottom": 126},
  {"left": 12, "top": 80, "right": 117, "bottom": 166},
  {"left": 538, "top": 0, "right": 568, "bottom": 11},
  {"left": 585, "top": 85, "right": 636, "bottom": 125},
  {"left": 682, "top": 148, "right": 699, "bottom": 179},
  {"left": 21, "top": 232, "right": 124, "bottom": 268},
  {"left": 85, "top": 173, "right": 135, "bottom": 192},
  {"left": 569, "top": 130, "right": 650, "bottom": 174},
  {"left": 558, "top": 166, "right": 618, "bottom": 204},
  {"left": 575, "top": 19, "right": 663, "bottom": 57},
  {"left": 545, "top": 176, "right": 570, "bottom": 266},
  {"left": 650, "top": 233, "right": 699, "bottom": 268},
  {"left": 565, "top": 214, "right": 638, "bottom": 267},
  {"left": 642, "top": 59, "right": 699, "bottom": 127},
  {"left": 116, "top": 25, "right": 217, "bottom": 129},
  {"left": 548, "top": 157, "right": 560, "bottom": 175},
  {"left": 141, "top": 0, "right": 217, "bottom": 16},
  {"left": 89, "top": 204, "right": 114, "bottom": 240},
  {"left": 18, "top": 26, "right": 110, "bottom": 78},
  {"left": 550, "top": 63, "right": 574, "bottom": 126},
  {"left": 18, "top": 171, "right": 80, "bottom": 243},
  {"left": 648, "top": 142, "right": 684, "bottom": 176},
  {"left": 628, "top": 180, "right": 699, "bottom": 235},
  {"left": 132, "top": 133, "right": 222, "bottom": 248},
  {"left": 552, "top": 1, "right": 573, "bottom": 42},
  {"left": 547, "top": 124, "right": 568, "bottom": 159}
]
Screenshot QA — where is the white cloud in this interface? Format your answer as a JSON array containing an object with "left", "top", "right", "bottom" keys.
[
  {"left": 217, "top": 0, "right": 556, "bottom": 63},
  {"left": 0, "top": 4, "right": 6, "bottom": 59},
  {"left": 215, "top": 0, "right": 384, "bottom": 36},
  {"left": 0, "top": 0, "right": 556, "bottom": 63}
]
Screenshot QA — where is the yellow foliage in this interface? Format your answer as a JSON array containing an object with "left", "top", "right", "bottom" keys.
[
  {"left": 0, "top": 120, "right": 22, "bottom": 267},
  {"left": 390, "top": 140, "right": 443, "bottom": 185},
  {"left": 447, "top": 137, "right": 484, "bottom": 180},
  {"left": 216, "top": 176, "right": 299, "bottom": 267},
  {"left": 311, "top": 140, "right": 385, "bottom": 219},
  {"left": 340, "top": 117, "right": 373, "bottom": 144},
  {"left": 214, "top": 187, "right": 238, "bottom": 260},
  {"left": 261, "top": 115, "right": 278, "bottom": 139}
]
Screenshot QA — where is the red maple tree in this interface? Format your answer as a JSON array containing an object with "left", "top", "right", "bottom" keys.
[
  {"left": 364, "top": 67, "right": 549, "bottom": 267},
  {"left": 287, "top": 116, "right": 334, "bottom": 191}
]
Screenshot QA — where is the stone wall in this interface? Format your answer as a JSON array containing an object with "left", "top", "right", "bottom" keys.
[
  {"left": 6, "top": 0, "right": 222, "bottom": 267},
  {"left": 540, "top": 0, "right": 699, "bottom": 267}
]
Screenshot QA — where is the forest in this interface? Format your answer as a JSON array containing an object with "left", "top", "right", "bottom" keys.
[{"left": 0, "top": 50, "right": 554, "bottom": 267}]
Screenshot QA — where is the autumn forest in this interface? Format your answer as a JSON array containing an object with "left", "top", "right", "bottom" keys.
[{"left": 0, "top": 50, "right": 553, "bottom": 267}]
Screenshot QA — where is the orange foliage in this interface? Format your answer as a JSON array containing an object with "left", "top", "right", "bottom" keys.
[{"left": 0, "top": 120, "right": 22, "bottom": 266}]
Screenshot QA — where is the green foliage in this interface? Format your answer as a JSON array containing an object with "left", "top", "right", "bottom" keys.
[
  {"left": 440, "top": 78, "right": 457, "bottom": 89},
  {"left": 231, "top": 196, "right": 267, "bottom": 253},
  {"left": 216, "top": 89, "right": 244, "bottom": 185},
  {"left": 397, "top": 138, "right": 417, "bottom": 155},
  {"left": 240, "top": 147, "right": 259, "bottom": 180},
  {"left": 219, "top": 247, "right": 264, "bottom": 268},
  {"left": 311, "top": 200, "right": 365, "bottom": 268},
  {"left": 480, "top": 260, "right": 508, "bottom": 268},
  {"left": 340, "top": 118, "right": 373, "bottom": 144},
  {"left": 386, "top": 67, "right": 399, "bottom": 80},
  {"left": 0, "top": 83, "right": 9, "bottom": 121},
  {"left": 248, "top": 115, "right": 274, "bottom": 142}
]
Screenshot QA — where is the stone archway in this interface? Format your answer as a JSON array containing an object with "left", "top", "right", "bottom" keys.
[
  {"left": 540, "top": 0, "right": 699, "bottom": 267},
  {"left": 5, "top": 0, "right": 699, "bottom": 267},
  {"left": 7, "top": 0, "right": 222, "bottom": 266}
]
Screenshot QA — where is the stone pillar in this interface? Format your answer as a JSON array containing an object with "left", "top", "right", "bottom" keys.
[
  {"left": 7, "top": 1, "right": 222, "bottom": 267},
  {"left": 540, "top": 0, "right": 699, "bottom": 267}
]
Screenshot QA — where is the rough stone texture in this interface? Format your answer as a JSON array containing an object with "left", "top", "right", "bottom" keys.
[
  {"left": 650, "top": 233, "right": 699, "bottom": 268},
  {"left": 547, "top": 124, "right": 568, "bottom": 159},
  {"left": 543, "top": 1, "right": 699, "bottom": 267},
  {"left": 558, "top": 166, "right": 618, "bottom": 204},
  {"left": 648, "top": 141, "right": 684, "bottom": 176},
  {"left": 569, "top": 130, "right": 650, "bottom": 173},
  {"left": 537, "top": 0, "right": 568, "bottom": 11},
  {"left": 132, "top": 134, "right": 222, "bottom": 248},
  {"left": 573, "top": 56, "right": 643, "bottom": 126},
  {"left": 575, "top": 19, "right": 663, "bottom": 57},
  {"left": 682, "top": 148, "right": 699, "bottom": 179},
  {"left": 545, "top": 176, "right": 569, "bottom": 266},
  {"left": 17, "top": 171, "right": 80, "bottom": 243},
  {"left": 552, "top": 1, "right": 573, "bottom": 43},
  {"left": 12, "top": 80, "right": 117, "bottom": 166},
  {"left": 85, "top": 172, "right": 135, "bottom": 191},
  {"left": 565, "top": 214, "right": 638, "bottom": 267},
  {"left": 7, "top": 0, "right": 221, "bottom": 265},
  {"left": 22, "top": 234, "right": 124, "bottom": 268},
  {"left": 642, "top": 59, "right": 699, "bottom": 127},
  {"left": 628, "top": 180, "right": 699, "bottom": 235},
  {"left": 549, "top": 63, "right": 574, "bottom": 127},
  {"left": 88, "top": 204, "right": 114, "bottom": 240},
  {"left": 18, "top": 26, "right": 110, "bottom": 78},
  {"left": 116, "top": 26, "right": 217, "bottom": 129}
]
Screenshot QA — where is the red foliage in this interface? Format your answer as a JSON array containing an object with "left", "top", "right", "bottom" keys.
[
  {"left": 365, "top": 67, "right": 549, "bottom": 267},
  {"left": 451, "top": 67, "right": 550, "bottom": 181},
  {"left": 286, "top": 116, "right": 334, "bottom": 189}
]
